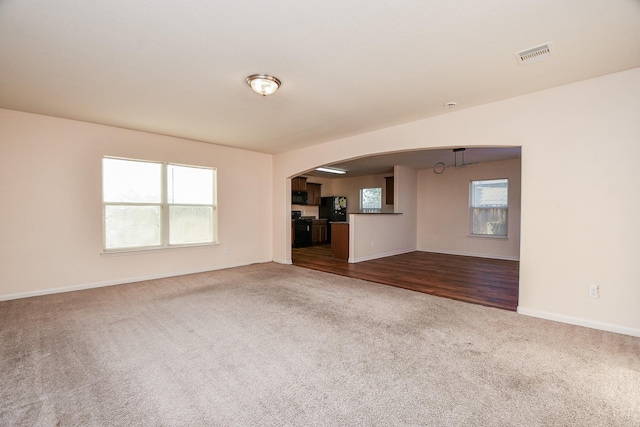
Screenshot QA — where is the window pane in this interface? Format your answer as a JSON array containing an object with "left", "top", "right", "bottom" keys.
[
  {"left": 167, "top": 165, "right": 214, "bottom": 205},
  {"left": 103, "top": 158, "right": 161, "bottom": 203},
  {"left": 471, "top": 179, "right": 508, "bottom": 208},
  {"left": 470, "top": 179, "right": 508, "bottom": 236},
  {"left": 169, "top": 206, "right": 214, "bottom": 245},
  {"left": 105, "top": 205, "right": 161, "bottom": 249},
  {"left": 360, "top": 187, "right": 382, "bottom": 210},
  {"left": 471, "top": 208, "right": 507, "bottom": 236}
]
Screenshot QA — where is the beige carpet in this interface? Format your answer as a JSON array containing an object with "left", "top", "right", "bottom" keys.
[{"left": 1, "top": 262, "right": 639, "bottom": 426}]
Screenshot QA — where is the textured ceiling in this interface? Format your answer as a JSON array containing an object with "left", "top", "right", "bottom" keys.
[{"left": 1, "top": 1, "right": 639, "bottom": 154}]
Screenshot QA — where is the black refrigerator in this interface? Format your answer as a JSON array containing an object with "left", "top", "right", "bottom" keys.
[{"left": 319, "top": 196, "right": 347, "bottom": 242}]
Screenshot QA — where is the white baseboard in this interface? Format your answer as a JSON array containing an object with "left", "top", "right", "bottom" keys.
[
  {"left": 349, "top": 248, "right": 415, "bottom": 263},
  {"left": 0, "top": 259, "right": 272, "bottom": 302},
  {"left": 272, "top": 258, "right": 292, "bottom": 265},
  {"left": 416, "top": 247, "right": 519, "bottom": 261},
  {"left": 517, "top": 306, "right": 640, "bottom": 338}
]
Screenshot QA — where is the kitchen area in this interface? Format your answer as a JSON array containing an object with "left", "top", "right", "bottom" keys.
[
  {"left": 290, "top": 166, "right": 411, "bottom": 265},
  {"left": 291, "top": 176, "right": 349, "bottom": 261}
]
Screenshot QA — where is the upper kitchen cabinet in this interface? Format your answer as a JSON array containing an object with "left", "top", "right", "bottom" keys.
[
  {"left": 385, "top": 176, "right": 394, "bottom": 205},
  {"left": 307, "top": 183, "right": 322, "bottom": 206},
  {"left": 291, "top": 177, "right": 307, "bottom": 191}
]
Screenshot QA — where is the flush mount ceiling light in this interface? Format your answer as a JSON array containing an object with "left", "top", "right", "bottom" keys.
[
  {"left": 315, "top": 167, "right": 346, "bottom": 175},
  {"left": 246, "top": 74, "right": 281, "bottom": 96}
]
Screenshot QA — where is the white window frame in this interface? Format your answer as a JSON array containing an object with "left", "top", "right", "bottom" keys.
[
  {"left": 360, "top": 187, "right": 382, "bottom": 213},
  {"left": 102, "top": 156, "right": 218, "bottom": 252},
  {"left": 469, "top": 178, "right": 508, "bottom": 238}
]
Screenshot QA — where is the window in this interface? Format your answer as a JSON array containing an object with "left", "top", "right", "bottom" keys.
[
  {"left": 102, "top": 157, "right": 217, "bottom": 251},
  {"left": 470, "top": 179, "right": 508, "bottom": 237},
  {"left": 360, "top": 187, "right": 382, "bottom": 213}
]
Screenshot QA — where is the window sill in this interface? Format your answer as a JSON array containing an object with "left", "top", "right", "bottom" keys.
[
  {"left": 101, "top": 242, "right": 219, "bottom": 257},
  {"left": 468, "top": 234, "right": 508, "bottom": 240}
]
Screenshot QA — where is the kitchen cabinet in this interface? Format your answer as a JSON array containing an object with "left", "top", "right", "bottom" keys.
[
  {"left": 385, "top": 176, "right": 394, "bottom": 205},
  {"left": 331, "top": 223, "right": 349, "bottom": 260},
  {"left": 291, "top": 177, "right": 307, "bottom": 191},
  {"left": 311, "top": 219, "right": 328, "bottom": 245},
  {"left": 306, "top": 182, "right": 322, "bottom": 206}
]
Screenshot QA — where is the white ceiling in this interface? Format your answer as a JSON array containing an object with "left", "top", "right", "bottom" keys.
[{"left": 1, "top": 1, "right": 639, "bottom": 156}]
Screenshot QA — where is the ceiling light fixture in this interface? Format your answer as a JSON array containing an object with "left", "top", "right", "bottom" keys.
[
  {"left": 433, "top": 148, "right": 480, "bottom": 174},
  {"left": 246, "top": 74, "right": 281, "bottom": 96},
  {"left": 315, "top": 167, "right": 346, "bottom": 175}
]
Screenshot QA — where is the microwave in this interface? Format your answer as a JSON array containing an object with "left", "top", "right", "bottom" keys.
[{"left": 292, "top": 191, "right": 308, "bottom": 205}]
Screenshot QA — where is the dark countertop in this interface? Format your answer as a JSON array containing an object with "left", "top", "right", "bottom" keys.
[{"left": 350, "top": 212, "right": 403, "bottom": 215}]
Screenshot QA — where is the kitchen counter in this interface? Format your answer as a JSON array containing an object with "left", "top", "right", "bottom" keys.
[{"left": 351, "top": 212, "right": 403, "bottom": 215}]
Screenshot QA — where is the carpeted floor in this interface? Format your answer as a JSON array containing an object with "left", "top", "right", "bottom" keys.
[{"left": 1, "top": 262, "right": 639, "bottom": 426}]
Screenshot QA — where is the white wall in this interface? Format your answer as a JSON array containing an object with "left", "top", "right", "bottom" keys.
[
  {"left": 417, "top": 158, "right": 521, "bottom": 260},
  {"left": 0, "top": 109, "right": 273, "bottom": 299},
  {"left": 348, "top": 165, "right": 417, "bottom": 262},
  {"left": 273, "top": 68, "right": 640, "bottom": 336}
]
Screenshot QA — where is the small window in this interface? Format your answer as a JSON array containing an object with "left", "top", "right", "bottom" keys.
[
  {"left": 470, "top": 179, "right": 508, "bottom": 237},
  {"left": 103, "top": 157, "right": 217, "bottom": 251},
  {"left": 360, "top": 187, "right": 382, "bottom": 213}
]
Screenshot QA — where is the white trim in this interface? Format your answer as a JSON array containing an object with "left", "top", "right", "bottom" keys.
[
  {"left": 101, "top": 242, "right": 219, "bottom": 256},
  {"left": 517, "top": 306, "right": 640, "bottom": 338},
  {"left": 272, "top": 258, "right": 293, "bottom": 265},
  {"left": 416, "top": 247, "right": 519, "bottom": 261},
  {"left": 467, "top": 233, "right": 509, "bottom": 240},
  {"left": 0, "top": 259, "right": 272, "bottom": 302},
  {"left": 349, "top": 248, "right": 415, "bottom": 263}
]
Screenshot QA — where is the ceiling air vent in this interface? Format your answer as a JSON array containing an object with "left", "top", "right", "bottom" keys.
[{"left": 515, "top": 42, "right": 553, "bottom": 65}]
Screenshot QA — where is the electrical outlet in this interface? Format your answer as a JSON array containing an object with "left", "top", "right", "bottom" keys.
[
  {"left": 371, "top": 241, "right": 375, "bottom": 246},
  {"left": 223, "top": 247, "right": 229, "bottom": 255},
  {"left": 588, "top": 284, "right": 599, "bottom": 299}
]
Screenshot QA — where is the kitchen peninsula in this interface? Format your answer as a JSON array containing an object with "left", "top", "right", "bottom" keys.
[
  {"left": 342, "top": 212, "right": 409, "bottom": 263},
  {"left": 323, "top": 213, "right": 403, "bottom": 262}
]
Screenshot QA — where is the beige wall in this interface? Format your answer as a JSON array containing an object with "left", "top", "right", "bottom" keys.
[
  {"left": 1, "top": 68, "right": 638, "bottom": 336},
  {"left": 0, "top": 109, "right": 273, "bottom": 299},
  {"left": 273, "top": 68, "right": 640, "bottom": 336},
  {"left": 324, "top": 173, "right": 394, "bottom": 213},
  {"left": 291, "top": 204, "right": 319, "bottom": 218},
  {"left": 417, "top": 158, "right": 521, "bottom": 260}
]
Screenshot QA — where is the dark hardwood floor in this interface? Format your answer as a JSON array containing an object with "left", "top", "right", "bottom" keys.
[{"left": 292, "top": 245, "right": 519, "bottom": 311}]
